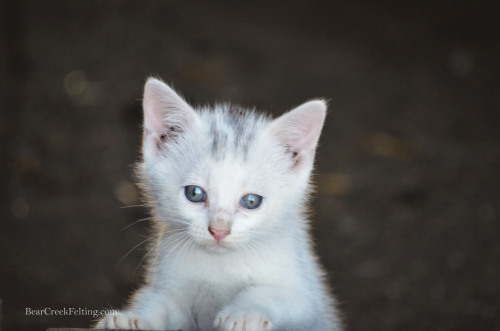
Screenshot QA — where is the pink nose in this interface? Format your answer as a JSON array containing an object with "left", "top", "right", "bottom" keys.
[{"left": 209, "top": 227, "right": 230, "bottom": 241}]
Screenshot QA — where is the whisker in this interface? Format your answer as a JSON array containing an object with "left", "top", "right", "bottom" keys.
[
  {"left": 120, "top": 217, "right": 153, "bottom": 231},
  {"left": 134, "top": 240, "right": 158, "bottom": 276},
  {"left": 120, "top": 204, "right": 146, "bottom": 209},
  {"left": 167, "top": 219, "right": 192, "bottom": 226},
  {"left": 156, "top": 232, "right": 191, "bottom": 271},
  {"left": 244, "top": 230, "right": 274, "bottom": 247},
  {"left": 174, "top": 236, "right": 193, "bottom": 265},
  {"left": 245, "top": 238, "right": 267, "bottom": 261},
  {"left": 161, "top": 227, "right": 189, "bottom": 235},
  {"left": 116, "top": 235, "right": 157, "bottom": 267},
  {"left": 184, "top": 238, "right": 196, "bottom": 261}
]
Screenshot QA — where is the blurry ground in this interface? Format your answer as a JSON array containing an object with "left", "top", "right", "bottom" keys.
[{"left": 1, "top": 1, "right": 499, "bottom": 330}]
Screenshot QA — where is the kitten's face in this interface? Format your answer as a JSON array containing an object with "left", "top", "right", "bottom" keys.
[
  {"left": 140, "top": 78, "right": 326, "bottom": 254},
  {"left": 146, "top": 119, "right": 292, "bottom": 254},
  {"left": 176, "top": 156, "right": 273, "bottom": 253}
]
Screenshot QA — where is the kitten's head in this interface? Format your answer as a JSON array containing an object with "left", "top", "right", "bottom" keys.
[{"left": 139, "top": 78, "right": 326, "bottom": 254}]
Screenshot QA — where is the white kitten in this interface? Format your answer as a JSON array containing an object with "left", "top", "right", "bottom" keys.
[{"left": 96, "top": 78, "right": 343, "bottom": 331}]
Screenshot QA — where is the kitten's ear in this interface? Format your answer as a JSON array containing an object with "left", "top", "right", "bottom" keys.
[
  {"left": 142, "top": 78, "right": 198, "bottom": 154},
  {"left": 268, "top": 100, "right": 327, "bottom": 172}
]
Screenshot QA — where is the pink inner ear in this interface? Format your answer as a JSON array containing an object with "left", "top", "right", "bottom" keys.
[
  {"left": 292, "top": 122, "right": 321, "bottom": 152},
  {"left": 141, "top": 78, "right": 197, "bottom": 149},
  {"left": 144, "top": 97, "right": 169, "bottom": 137},
  {"left": 272, "top": 100, "right": 327, "bottom": 154},
  {"left": 143, "top": 79, "right": 174, "bottom": 138}
]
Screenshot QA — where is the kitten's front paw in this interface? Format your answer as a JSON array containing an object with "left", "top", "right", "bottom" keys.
[
  {"left": 95, "top": 311, "right": 150, "bottom": 330},
  {"left": 215, "top": 310, "right": 272, "bottom": 331}
]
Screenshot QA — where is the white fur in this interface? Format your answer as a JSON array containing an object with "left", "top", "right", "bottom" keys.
[{"left": 96, "top": 78, "right": 343, "bottom": 330}]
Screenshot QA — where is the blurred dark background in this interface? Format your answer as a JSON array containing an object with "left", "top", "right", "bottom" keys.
[{"left": 1, "top": 1, "right": 499, "bottom": 330}]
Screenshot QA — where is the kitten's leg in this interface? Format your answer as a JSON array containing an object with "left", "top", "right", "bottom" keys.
[
  {"left": 95, "top": 286, "right": 191, "bottom": 330},
  {"left": 95, "top": 311, "right": 151, "bottom": 330},
  {"left": 214, "top": 286, "right": 315, "bottom": 331},
  {"left": 215, "top": 310, "right": 272, "bottom": 331}
]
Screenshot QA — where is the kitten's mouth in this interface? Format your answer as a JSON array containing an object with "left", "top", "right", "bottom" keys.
[
  {"left": 198, "top": 237, "right": 234, "bottom": 254},
  {"left": 211, "top": 238, "right": 230, "bottom": 250}
]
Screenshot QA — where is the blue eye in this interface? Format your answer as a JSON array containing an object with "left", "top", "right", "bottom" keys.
[
  {"left": 240, "top": 194, "right": 263, "bottom": 209},
  {"left": 184, "top": 186, "right": 206, "bottom": 203}
]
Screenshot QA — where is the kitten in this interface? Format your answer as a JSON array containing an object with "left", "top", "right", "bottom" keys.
[{"left": 96, "top": 78, "right": 343, "bottom": 331}]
